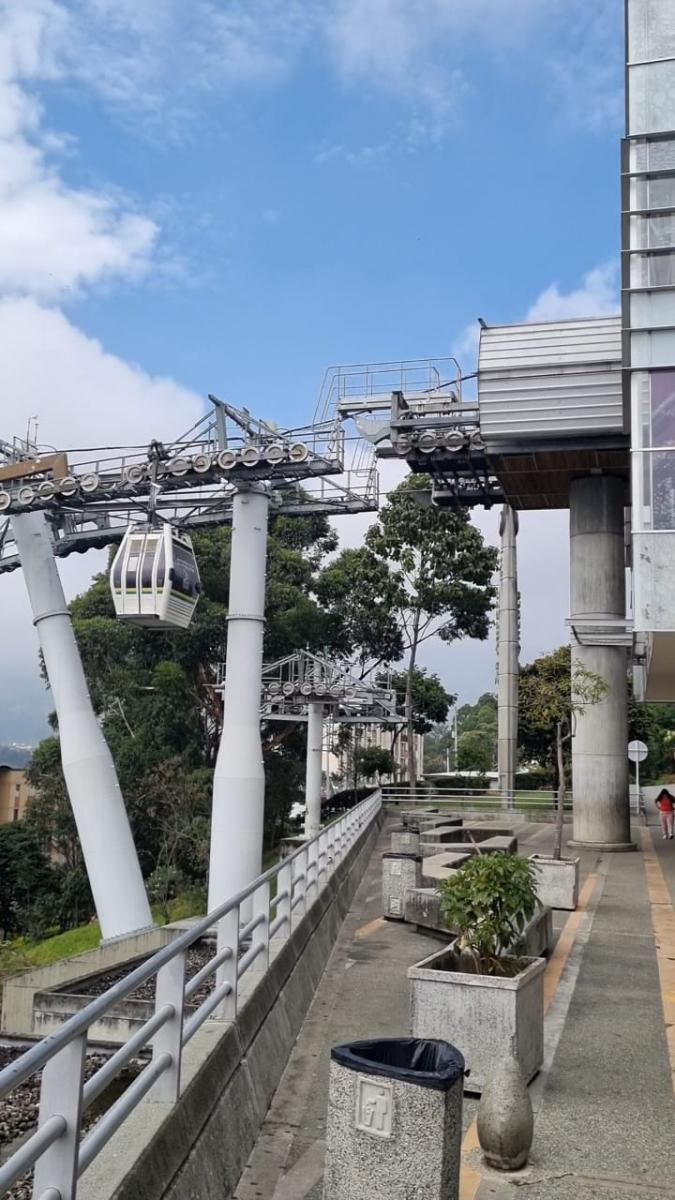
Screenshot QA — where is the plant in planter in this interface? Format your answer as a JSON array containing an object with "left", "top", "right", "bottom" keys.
[
  {"left": 408, "top": 853, "right": 546, "bottom": 1093},
  {"left": 438, "top": 852, "right": 539, "bottom": 972}
]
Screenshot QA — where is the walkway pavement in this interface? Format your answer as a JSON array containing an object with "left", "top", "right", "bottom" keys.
[{"left": 234, "top": 812, "right": 675, "bottom": 1200}]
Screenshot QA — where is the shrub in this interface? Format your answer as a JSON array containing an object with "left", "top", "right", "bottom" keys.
[{"left": 438, "top": 853, "right": 539, "bottom": 971}]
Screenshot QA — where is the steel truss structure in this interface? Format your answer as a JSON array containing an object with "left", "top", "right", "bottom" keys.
[
  {"left": 326, "top": 357, "right": 504, "bottom": 508},
  {"left": 0, "top": 396, "right": 378, "bottom": 572},
  {"left": 259, "top": 650, "right": 399, "bottom": 724}
]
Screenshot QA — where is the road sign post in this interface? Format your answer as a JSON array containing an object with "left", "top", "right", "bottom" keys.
[{"left": 627, "top": 740, "right": 648, "bottom": 816}]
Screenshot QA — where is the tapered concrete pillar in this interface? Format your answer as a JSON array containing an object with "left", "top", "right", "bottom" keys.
[
  {"left": 209, "top": 485, "right": 270, "bottom": 911},
  {"left": 12, "top": 511, "right": 152, "bottom": 940},
  {"left": 497, "top": 505, "right": 519, "bottom": 805},
  {"left": 569, "top": 476, "right": 632, "bottom": 850},
  {"left": 304, "top": 701, "right": 324, "bottom": 839}
]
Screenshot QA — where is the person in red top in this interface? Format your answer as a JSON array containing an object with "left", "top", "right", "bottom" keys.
[{"left": 655, "top": 788, "right": 675, "bottom": 839}]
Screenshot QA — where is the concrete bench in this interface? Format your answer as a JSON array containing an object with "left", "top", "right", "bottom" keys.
[
  {"left": 420, "top": 834, "right": 517, "bottom": 858},
  {"left": 420, "top": 823, "right": 513, "bottom": 845},
  {"left": 420, "top": 852, "right": 471, "bottom": 886},
  {"left": 399, "top": 811, "right": 462, "bottom": 829}
]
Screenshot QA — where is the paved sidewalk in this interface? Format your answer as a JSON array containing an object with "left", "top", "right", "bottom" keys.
[{"left": 234, "top": 813, "right": 675, "bottom": 1200}]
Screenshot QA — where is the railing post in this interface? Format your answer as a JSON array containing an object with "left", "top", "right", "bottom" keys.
[
  {"left": 32, "top": 1034, "right": 86, "bottom": 1200},
  {"left": 337, "top": 816, "right": 347, "bottom": 861},
  {"left": 293, "top": 846, "right": 308, "bottom": 919},
  {"left": 326, "top": 823, "right": 335, "bottom": 875},
  {"left": 216, "top": 906, "right": 239, "bottom": 1020},
  {"left": 306, "top": 839, "right": 319, "bottom": 902},
  {"left": 251, "top": 879, "right": 270, "bottom": 971},
  {"left": 276, "top": 860, "right": 292, "bottom": 941},
  {"left": 317, "top": 830, "right": 327, "bottom": 887},
  {"left": 151, "top": 949, "right": 186, "bottom": 1102}
]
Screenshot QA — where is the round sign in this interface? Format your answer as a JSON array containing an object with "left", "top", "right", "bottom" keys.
[{"left": 628, "top": 740, "right": 648, "bottom": 763}]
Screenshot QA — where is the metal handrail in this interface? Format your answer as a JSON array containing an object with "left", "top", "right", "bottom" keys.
[
  {"left": 0, "top": 790, "right": 382, "bottom": 1198},
  {"left": 382, "top": 788, "right": 571, "bottom": 809}
]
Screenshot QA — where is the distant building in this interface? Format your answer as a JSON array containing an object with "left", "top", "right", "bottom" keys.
[
  {"left": 0, "top": 766, "right": 32, "bottom": 824},
  {"left": 326, "top": 721, "right": 424, "bottom": 785}
]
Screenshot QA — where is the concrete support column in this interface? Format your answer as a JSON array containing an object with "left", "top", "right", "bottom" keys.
[
  {"left": 304, "top": 701, "right": 324, "bottom": 839},
  {"left": 12, "top": 511, "right": 152, "bottom": 940},
  {"left": 569, "top": 476, "right": 632, "bottom": 849},
  {"left": 209, "top": 485, "right": 270, "bottom": 911},
  {"left": 497, "top": 504, "right": 519, "bottom": 804}
]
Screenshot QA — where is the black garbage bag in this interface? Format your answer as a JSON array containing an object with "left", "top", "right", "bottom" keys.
[{"left": 331, "top": 1037, "right": 465, "bottom": 1091}]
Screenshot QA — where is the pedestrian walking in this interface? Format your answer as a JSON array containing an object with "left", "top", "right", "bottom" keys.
[{"left": 655, "top": 787, "right": 675, "bottom": 839}]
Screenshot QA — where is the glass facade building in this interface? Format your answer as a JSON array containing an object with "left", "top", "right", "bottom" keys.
[{"left": 626, "top": 1, "right": 675, "bottom": 692}]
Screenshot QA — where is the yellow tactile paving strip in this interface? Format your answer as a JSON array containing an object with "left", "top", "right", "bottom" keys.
[
  {"left": 639, "top": 826, "right": 675, "bottom": 1094},
  {"left": 458, "top": 870, "right": 601, "bottom": 1200}
]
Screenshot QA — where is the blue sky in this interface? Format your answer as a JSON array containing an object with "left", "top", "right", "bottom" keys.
[{"left": 0, "top": 0, "right": 626, "bottom": 741}]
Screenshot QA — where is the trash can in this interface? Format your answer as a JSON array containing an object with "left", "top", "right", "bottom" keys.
[
  {"left": 382, "top": 851, "right": 421, "bottom": 920},
  {"left": 324, "top": 1037, "right": 465, "bottom": 1200},
  {"left": 390, "top": 824, "right": 420, "bottom": 854}
]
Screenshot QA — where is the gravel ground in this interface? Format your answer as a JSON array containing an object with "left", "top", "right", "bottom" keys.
[
  {"left": 70, "top": 941, "right": 217, "bottom": 1007},
  {"left": 0, "top": 1046, "right": 142, "bottom": 1199},
  {"left": 1, "top": 938, "right": 231, "bottom": 1194}
]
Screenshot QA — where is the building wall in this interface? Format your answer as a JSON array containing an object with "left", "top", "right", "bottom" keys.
[
  {"left": 325, "top": 722, "right": 424, "bottom": 785},
  {"left": 0, "top": 767, "right": 31, "bottom": 825},
  {"left": 625, "top": 0, "right": 675, "bottom": 697}
]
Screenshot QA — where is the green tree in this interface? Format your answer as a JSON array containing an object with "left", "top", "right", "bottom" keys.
[
  {"left": 519, "top": 648, "right": 608, "bottom": 858},
  {"left": 364, "top": 477, "right": 497, "bottom": 787},
  {"left": 316, "top": 547, "right": 405, "bottom": 674},
  {"left": 457, "top": 728, "right": 494, "bottom": 774},
  {"left": 26, "top": 511, "right": 345, "bottom": 924},
  {"left": 0, "top": 824, "right": 54, "bottom": 938},
  {"left": 380, "top": 667, "right": 454, "bottom": 780},
  {"left": 354, "top": 745, "right": 395, "bottom": 783}
]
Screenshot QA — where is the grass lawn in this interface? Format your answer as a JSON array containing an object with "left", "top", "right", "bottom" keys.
[
  {"left": 0, "top": 892, "right": 206, "bottom": 999},
  {"left": 0, "top": 853, "right": 284, "bottom": 1000}
]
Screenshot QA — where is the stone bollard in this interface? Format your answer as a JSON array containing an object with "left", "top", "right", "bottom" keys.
[
  {"left": 382, "top": 851, "right": 421, "bottom": 920},
  {"left": 477, "top": 1055, "right": 533, "bottom": 1171},
  {"left": 324, "top": 1037, "right": 465, "bottom": 1200},
  {"left": 391, "top": 824, "right": 421, "bottom": 854}
]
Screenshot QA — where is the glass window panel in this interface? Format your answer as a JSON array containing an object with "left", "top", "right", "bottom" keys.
[
  {"left": 649, "top": 213, "right": 675, "bottom": 247},
  {"left": 630, "top": 61, "right": 675, "bottom": 134},
  {"left": 650, "top": 251, "right": 675, "bottom": 285},
  {"left": 632, "top": 289, "right": 675, "bottom": 326},
  {"left": 141, "top": 540, "right": 157, "bottom": 589},
  {"left": 648, "top": 140, "right": 675, "bottom": 171},
  {"left": 631, "top": 139, "right": 649, "bottom": 173},
  {"left": 631, "top": 253, "right": 649, "bottom": 288},
  {"left": 635, "top": 176, "right": 675, "bottom": 208},
  {"left": 651, "top": 450, "right": 675, "bottom": 528},
  {"left": 632, "top": 327, "right": 675, "bottom": 366},
  {"left": 651, "top": 369, "right": 675, "bottom": 445}
]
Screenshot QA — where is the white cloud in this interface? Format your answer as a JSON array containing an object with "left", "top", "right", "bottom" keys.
[
  {"left": 0, "top": 0, "right": 623, "bottom": 164},
  {"left": 0, "top": 0, "right": 157, "bottom": 299},
  {"left": 0, "top": 298, "right": 203, "bottom": 742},
  {"left": 526, "top": 261, "right": 619, "bottom": 322}
]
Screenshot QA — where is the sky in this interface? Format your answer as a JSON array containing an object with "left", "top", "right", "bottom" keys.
[{"left": 0, "top": 0, "right": 626, "bottom": 743}]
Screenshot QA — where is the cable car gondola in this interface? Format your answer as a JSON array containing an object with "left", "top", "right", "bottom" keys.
[{"left": 110, "top": 524, "right": 201, "bottom": 629}]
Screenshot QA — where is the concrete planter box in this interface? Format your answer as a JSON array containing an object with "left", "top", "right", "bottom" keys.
[
  {"left": 391, "top": 825, "right": 421, "bottom": 854},
  {"left": 530, "top": 854, "right": 579, "bottom": 910},
  {"left": 409, "top": 946, "right": 545, "bottom": 1095},
  {"left": 404, "top": 890, "right": 553, "bottom": 959},
  {"left": 324, "top": 1038, "right": 465, "bottom": 1200},
  {"left": 382, "top": 852, "right": 421, "bottom": 920}
]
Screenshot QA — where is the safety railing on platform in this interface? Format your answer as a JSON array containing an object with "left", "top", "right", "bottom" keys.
[
  {"left": 0, "top": 790, "right": 382, "bottom": 1200},
  {"left": 382, "top": 787, "right": 571, "bottom": 814}
]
